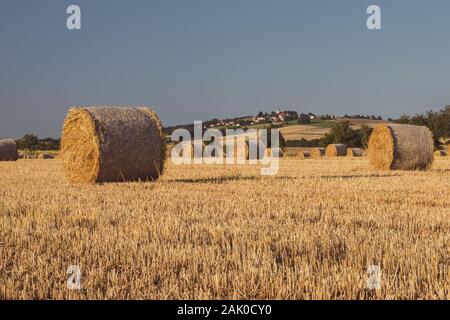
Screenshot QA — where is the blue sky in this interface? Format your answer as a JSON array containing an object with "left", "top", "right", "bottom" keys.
[{"left": 1, "top": 0, "right": 450, "bottom": 138}]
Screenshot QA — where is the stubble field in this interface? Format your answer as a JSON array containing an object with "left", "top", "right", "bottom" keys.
[{"left": 0, "top": 158, "right": 449, "bottom": 299}]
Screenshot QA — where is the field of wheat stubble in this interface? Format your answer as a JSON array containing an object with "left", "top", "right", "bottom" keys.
[{"left": 0, "top": 158, "right": 449, "bottom": 299}]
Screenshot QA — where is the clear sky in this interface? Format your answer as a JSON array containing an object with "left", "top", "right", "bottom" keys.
[{"left": 1, "top": 0, "right": 450, "bottom": 138}]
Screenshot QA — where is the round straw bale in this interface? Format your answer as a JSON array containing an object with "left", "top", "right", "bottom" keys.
[
  {"left": 0, "top": 139, "right": 18, "bottom": 161},
  {"left": 265, "top": 148, "right": 284, "bottom": 158},
  {"left": 38, "top": 153, "right": 55, "bottom": 159},
  {"left": 434, "top": 150, "right": 447, "bottom": 157},
  {"left": 325, "top": 144, "right": 347, "bottom": 157},
  {"left": 298, "top": 151, "right": 310, "bottom": 159},
  {"left": 347, "top": 148, "right": 363, "bottom": 157},
  {"left": 225, "top": 139, "right": 249, "bottom": 160},
  {"left": 18, "top": 153, "right": 24, "bottom": 159},
  {"left": 368, "top": 124, "right": 434, "bottom": 170},
  {"left": 23, "top": 153, "right": 37, "bottom": 159},
  {"left": 61, "top": 106, "right": 166, "bottom": 183},
  {"left": 311, "top": 147, "right": 325, "bottom": 158}
]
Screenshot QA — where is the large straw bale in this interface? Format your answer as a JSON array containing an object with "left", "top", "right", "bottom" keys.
[
  {"left": 61, "top": 106, "right": 165, "bottom": 183},
  {"left": 368, "top": 124, "right": 434, "bottom": 170},
  {"left": 0, "top": 139, "right": 18, "bottom": 161}
]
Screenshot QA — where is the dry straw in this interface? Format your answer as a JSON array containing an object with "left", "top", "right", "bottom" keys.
[
  {"left": 61, "top": 106, "right": 166, "bottom": 183},
  {"left": 434, "top": 150, "right": 447, "bottom": 157},
  {"left": 368, "top": 124, "right": 434, "bottom": 170},
  {"left": 0, "top": 139, "right": 18, "bottom": 161},
  {"left": 311, "top": 147, "right": 325, "bottom": 158},
  {"left": 325, "top": 144, "right": 347, "bottom": 157},
  {"left": 347, "top": 148, "right": 364, "bottom": 157}
]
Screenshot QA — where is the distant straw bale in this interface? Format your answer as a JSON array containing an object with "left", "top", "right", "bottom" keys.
[
  {"left": 38, "top": 153, "right": 55, "bottom": 160},
  {"left": 311, "top": 147, "right": 325, "bottom": 158},
  {"left": 434, "top": 150, "right": 447, "bottom": 157},
  {"left": 325, "top": 144, "right": 347, "bottom": 157},
  {"left": 265, "top": 148, "right": 284, "bottom": 158},
  {"left": 347, "top": 148, "right": 363, "bottom": 157},
  {"left": 300, "top": 151, "right": 311, "bottom": 159}
]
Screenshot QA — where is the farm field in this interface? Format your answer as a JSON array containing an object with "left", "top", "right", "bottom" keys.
[
  {"left": 0, "top": 158, "right": 449, "bottom": 299},
  {"left": 280, "top": 124, "right": 331, "bottom": 141}
]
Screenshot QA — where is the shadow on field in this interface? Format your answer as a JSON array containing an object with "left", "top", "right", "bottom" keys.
[{"left": 167, "top": 173, "right": 401, "bottom": 184}]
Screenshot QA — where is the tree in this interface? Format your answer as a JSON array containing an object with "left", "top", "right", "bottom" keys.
[
  {"left": 356, "top": 124, "right": 373, "bottom": 149},
  {"left": 16, "top": 134, "right": 39, "bottom": 150},
  {"left": 319, "top": 120, "right": 365, "bottom": 148},
  {"left": 396, "top": 114, "right": 411, "bottom": 124},
  {"left": 297, "top": 113, "right": 311, "bottom": 124}
]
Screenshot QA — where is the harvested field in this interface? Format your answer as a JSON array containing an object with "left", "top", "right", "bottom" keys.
[
  {"left": 0, "top": 158, "right": 449, "bottom": 299},
  {"left": 280, "top": 125, "right": 330, "bottom": 141}
]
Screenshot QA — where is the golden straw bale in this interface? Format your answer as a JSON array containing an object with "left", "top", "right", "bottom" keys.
[
  {"left": 0, "top": 139, "right": 18, "bottom": 161},
  {"left": 265, "top": 148, "right": 284, "bottom": 158},
  {"left": 299, "top": 151, "right": 311, "bottom": 159},
  {"left": 347, "top": 148, "right": 364, "bottom": 157},
  {"left": 38, "top": 153, "right": 55, "bottom": 160},
  {"left": 434, "top": 150, "right": 447, "bottom": 157},
  {"left": 325, "top": 144, "right": 347, "bottom": 157},
  {"left": 368, "top": 124, "right": 434, "bottom": 170},
  {"left": 311, "top": 147, "right": 325, "bottom": 158},
  {"left": 61, "top": 106, "right": 166, "bottom": 183}
]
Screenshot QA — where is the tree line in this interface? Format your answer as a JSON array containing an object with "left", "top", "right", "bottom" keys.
[
  {"left": 287, "top": 105, "right": 450, "bottom": 149},
  {"left": 15, "top": 134, "right": 60, "bottom": 151}
]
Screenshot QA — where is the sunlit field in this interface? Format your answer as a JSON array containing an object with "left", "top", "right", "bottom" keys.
[{"left": 0, "top": 158, "right": 449, "bottom": 299}]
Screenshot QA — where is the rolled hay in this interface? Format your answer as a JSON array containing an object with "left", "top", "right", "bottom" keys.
[
  {"left": 311, "top": 147, "right": 325, "bottom": 158},
  {"left": 61, "top": 106, "right": 166, "bottom": 183},
  {"left": 434, "top": 150, "right": 447, "bottom": 157},
  {"left": 0, "top": 139, "right": 18, "bottom": 161},
  {"left": 347, "top": 148, "right": 364, "bottom": 157},
  {"left": 38, "top": 153, "right": 55, "bottom": 160},
  {"left": 23, "top": 153, "right": 37, "bottom": 159},
  {"left": 299, "top": 151, "right": 311, "bottom": 159},
  {"left": 325, "top": 144, "right": 347, "bottom": 157},
  {"left": 224, "top": 138, "right": 249, "bottom": 160},
  {"left": 265, "top": 148, "right": 284, "bottom": 158},
  {"left": 368, "top": 124, "right": 434, "bottom": 170},
  {"left": 18, "top": 153, "right": 24, "bottom": 159}
]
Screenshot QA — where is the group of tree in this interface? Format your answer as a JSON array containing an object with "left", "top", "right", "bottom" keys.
[
  {"left": 342, "top": 114, "right": 384, "bottom": 121},
  {"left": 16, "top": 134, "right": 60, "bottom": 151},
  {"left": 286, "top": 121, "right": 373, "bottom": 148},
  {"left": 297, "top": 113, "right": 311, "bottom": 124},
  {"left": 395, "top": 106, "right": 450, "bottom": 147},
  {"left": 318, "top": 121, "right": 373, "bottom": 148}
]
